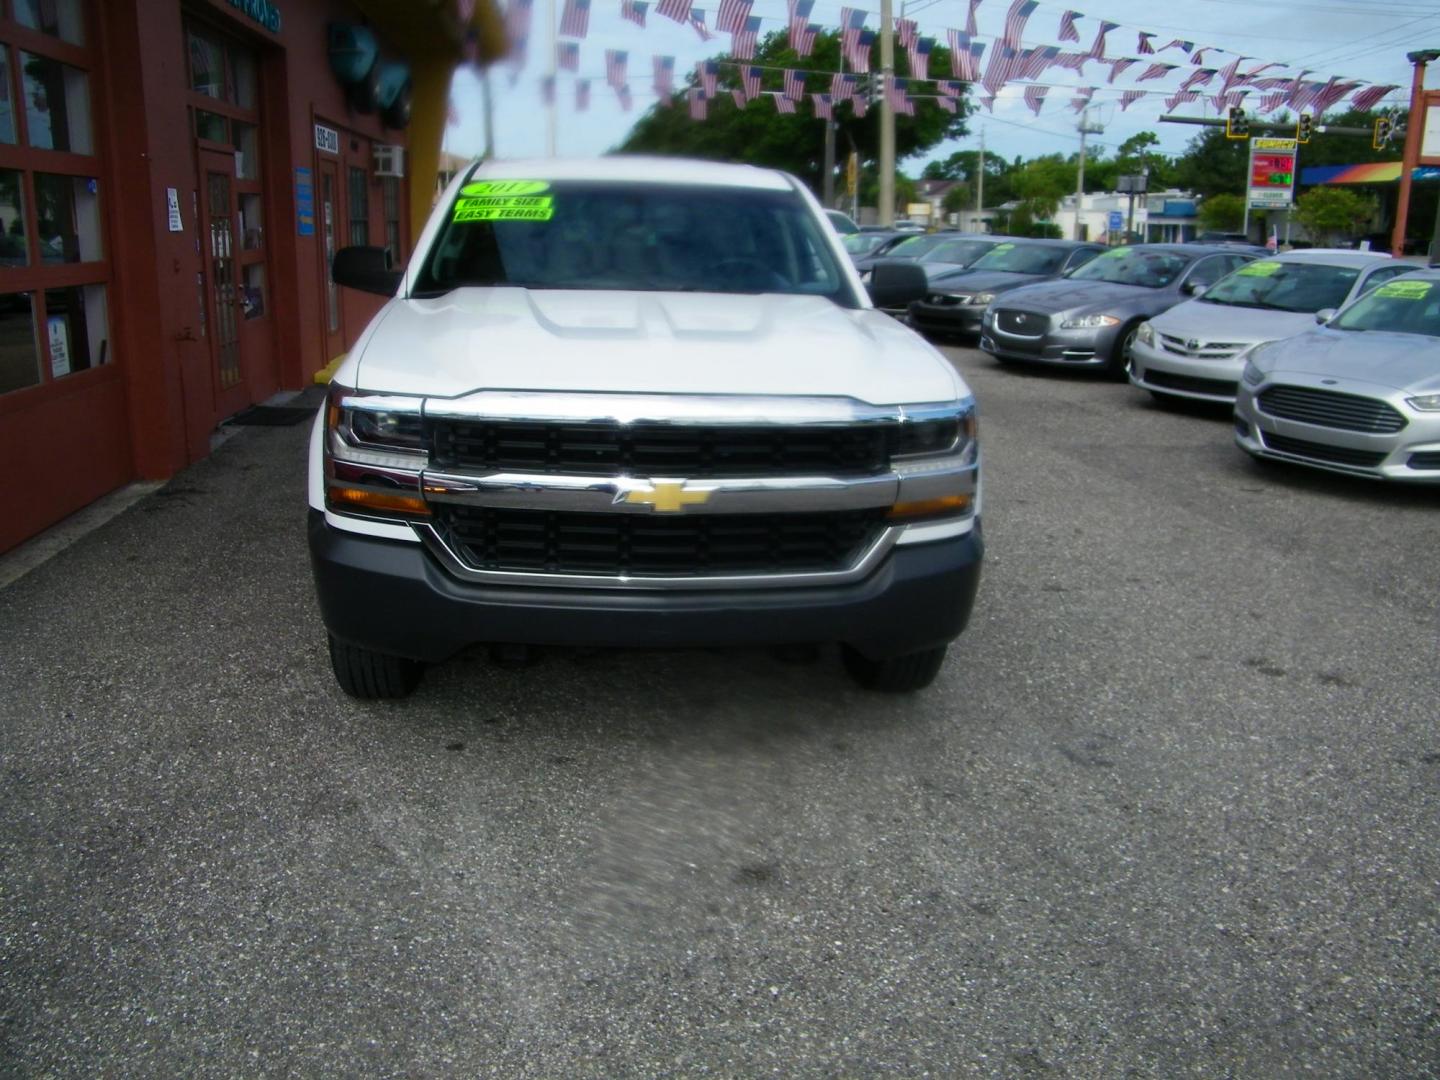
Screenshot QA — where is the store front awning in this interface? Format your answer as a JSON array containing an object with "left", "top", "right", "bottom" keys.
[{"left": 1301, "top": 163, "right": 1440, "bottom": 185}]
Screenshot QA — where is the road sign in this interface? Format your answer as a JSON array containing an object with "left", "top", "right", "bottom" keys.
[
  {"left": 1247, "top": 137, "right": 1298, "bottom": 210},
  {"left": 1108, "top": 210, "right": 1125, "bottom": 232}
]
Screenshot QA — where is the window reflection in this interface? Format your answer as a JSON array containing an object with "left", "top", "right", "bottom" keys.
[
  {"left": 14, "top": 0, "right": 86, "bottom": 45},
  {"left": 0, "top": 49, "right": 15, "bottom": 145},
  {"left": 188, "top": 29, "right": 226, "bottom": 100},
  {"left": 0, "top": 292, "right": 41, "bottom": 394},
  {"left": 43, "top": 284, "right": 108, "bottom": 379},
  {"left": 35, "top": 174, "right": 101, "bottom": 263},
  {"left": 22, "top": 52, "right": 93, "bottom": 154},
  {"left": 0, "top": 171, "right": 28, "bottom": 267}
]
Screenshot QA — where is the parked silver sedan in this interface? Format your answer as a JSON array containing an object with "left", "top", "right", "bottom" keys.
[
  {"left": 1234, "top": 272, "right": 1440, "bottom": 482},
  {"left": 1130, "top": 251, "right": 1415, "bottom": 405}
]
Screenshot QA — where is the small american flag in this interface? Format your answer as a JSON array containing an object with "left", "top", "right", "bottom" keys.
[
  {"left": 790, "top": 20, "right": 818, "bottom": 57},
  {"left": 1087, "top": 20, "right": 1118, "bottom": 61},
  {"left": 1191, "top": 48, "right": 1210, "bottom": 66},
  {"left": 851, "top": 30, "right": 875, "bottom": 74},
  {"left": 907, "top": 37, "right": 933, "bottom": 81},
  {"left": 852, "top": 92, "right": 867, "bottom": 117},
  {"left": 617, "top": 84, "right": 633, "bottom": 110},
  {"left": 773, "top": 93, "right": 795, "bottom": 114},
  {"left": 1239, "top": 62, "right": 1280, "bottom": 84},
  {"left": 896, "top": 17, "right": 917, "bottom": 49},
  {"left": 1017, "top": 46, "right": 1058, "bottom": 80},
  {"left": 576, "top": 78, "right": 591, "bottom": 110},
  {"left": 731, "top": 88, "right": 747, "bottom": 108},
  {"left": 783, "top": 68, "right": 805, "bottom": 100},
  {"left": 965, "top": 0, "right": 980, "bottom": 36},
  {"left": 655, "top": 0, "right": 691, "bottom": 25},
  {"left": 688, "top": 88, "right": 707, "bottom": 119},
  {"left": 1317, "top": 78, "right": 1361, "bottom": 115},
  {"left": 937, "top": 80, "right": 962, "bottom": 98},
  {"left": 1211, "top": 90, "right": 1243, "bottom": 113},
  {"left": 742, "top": 65, "right": 762, "bottom": 99},
  {"left": 558, "top": 0, "right": 590, "bottom": 37},
  {"left": 620, "top": 0, "right": 647, "bottom": 26},
  {"left": 556, "top": 41, "right": 579, "bottom": 70},
  {"left": 830, "top": 73, "right": 855, "bottom": 101},
  {"left": 840, "top": 8, "right": 866, "bottom": 65},
  {"left": 1217, "top": 57, "right": 1243, "bottom": 94},
  {"left": 1136, "top": 32, "right": 1155, "bottom": 55},
  {"left": 1057, "top": 10, "right": 1081, "bottom": 43},
  {"left": 886, "top": 77, "right": 912, "bottom": 114},
  {"left": 813, "top": 93, "right": 832, "bottom": 119},
  {"left": 1161, "top": 40, "right": 1193, "bottom": 54},
  {"left": 936, "top": 95, "right": 957, "bottom": 114},
  {"left": 689, "top": 8, "right": 713, "bottom": 40},
  {"left": 1107, "top": 58, "right": 1137, "bottom": 84},
  {"left": 653, "top": 55, "right": 675, "bottom": 95},
  {"left": 789, "top": 0, "right": 813, "bottom": 45},
  {"left": 1165, "top": 89, "right": 1199, "bottom": 111},
  {"left": 1137, "top": 62, "right": 1176, "bottom": 83},
  {"left": 697, "top": 59, "right": 717, "bottom": 97},
  {"left": 1000, "top": 0, "right": 1038, "bottom": 52},
  {"left": 1350, "top": 84, "right": 1398, "bottom": 113},
  {"left": 715, "top": 0, "right": 749, "bottom": 33},
  {"left": 1070, "top": 86, "right": 1094, "bottom": 112},
  {"left": 1051, "top": 51, "right": 1088, "bottom": 74},
  {"left": 1023, "top": 85, "right": 1047, "bottom": 115},
  {"left": 981, "top": 44, "right": 1017, "bottom": 95},
  {"left": 732, "top": 16, "right": 760, "bottom": 59},
  {"left": 1250, "top": 77, "right": 1291, "bottom": 91},
  {"left": 949, "top": 32, "right": 983, "bottom": 81},
  {"left": 506, "top": 0, "right": 533, "bottom": 42},
  {"left": 606, "top": 49, "right": 628, "bottom": 88},
  {"left": 1257, "top": 91, "right": 1287, "bottom": 114},
  {"left": 978, "top": 94, "right": 995, "bottom": 112},
  {"left": 540, "top": 74, "right": 555, "bottom": 103},
  {"left": 1118, "top": 90, "right": 1145, "bottom": 111},
  {"left": 1178, "top": 68, "right": 1216, "bottom": 92}
]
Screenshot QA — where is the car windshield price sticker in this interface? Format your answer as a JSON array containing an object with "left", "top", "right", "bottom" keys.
[
  {"left": 991, "top": 242, "right": 1014, "bottom": 252},
  {"left": 1238, "top": 261, "right": 1281, "bottom": 276},
  {"left": 460, "top": 180, "right": 550, "bottom": 197},
  {"left": 1376, "top": 279, "right": 1432, "bottom": 299},
  {"left": 454, "top": 180, "right": 555, "bottom": 222}
]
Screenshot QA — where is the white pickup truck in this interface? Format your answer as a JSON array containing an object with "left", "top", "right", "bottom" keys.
[{"left": 308, "top": 157, "right": 982, "bottom": 697}]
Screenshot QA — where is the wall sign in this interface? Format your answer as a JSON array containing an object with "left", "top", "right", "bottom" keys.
[
  {"left": 227, "top": 0, "right": 281, "bottom": 33},
  {"left": 166, "top": 188, "right": 183, "bottom": 232},
  {"left": 314, "top": 124, "right": 339, "bottom": 155},
  {"left": 1247, "top": 137, "right": 1298, "bottom": 210},
  {"left": 295, "top": 167, "right": 315, "bottom": 237}
]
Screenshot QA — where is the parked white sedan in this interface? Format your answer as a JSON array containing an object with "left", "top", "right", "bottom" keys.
[{"left": 1129, "top": 251, "right": 1416, "bottom": 405}]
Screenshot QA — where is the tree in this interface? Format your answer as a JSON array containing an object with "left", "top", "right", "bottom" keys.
[
  {"left": 1294, "top": 187, "right": 1375, "bottom": 246},
  {"left": 1197, "top": 193, "right": 1246, "bottom": 233},
  {"left": 617, "top": 30, "right": 969, "bottom": 198},
  {"left": 1174, "top": 126, "right": 1249, "bottom": 199},
  {"left": 941, "top": 184, "right": 972, "bottom": 214}
]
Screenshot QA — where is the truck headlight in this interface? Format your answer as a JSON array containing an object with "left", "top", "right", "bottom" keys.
[
  {"left": 1060, "top": 314, "right": 1121, "bottom": 329},
  {"left": 1136, "top": 322, "right": 1154, "bottom": 347},
  {"left": 325, "top": 385, "right": 430, "bottom": 517},
  {"left": 895, "top": 404, "right": 977, "bottom": 461}
]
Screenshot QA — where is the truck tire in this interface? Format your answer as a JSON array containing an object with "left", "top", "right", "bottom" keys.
[
  {"left": 842, "top": 644, "right": 948, "bottom": 692},
  {"left": 327, "top": 634, "right": 423, "bottom": 699}
]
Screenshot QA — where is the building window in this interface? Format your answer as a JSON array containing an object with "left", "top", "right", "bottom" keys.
[
  {"left": 348, "top": 166, "right": 369, "bottom": 246},
  {"left": 0, "top": 6, "right": 109, "bottom": 398},
  {"left": 381, "top": 176, "right": 401, "bottom": 259}
]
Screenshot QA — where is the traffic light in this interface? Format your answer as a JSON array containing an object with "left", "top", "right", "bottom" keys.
[
  {"left": 1373, "top": 116, "right": 1393, "bottom": 150},
  {"left": 1297, "top": 113, "right": 1314, "bottom": 144},
  {"left": 1226, "top": 106, "right": 1250, "bottom": 139}
]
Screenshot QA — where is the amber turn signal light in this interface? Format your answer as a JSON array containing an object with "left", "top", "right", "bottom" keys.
[
  {"left": 887, "top": 494, "right": 972, "bottom": 520},
  {"left": 327, "top": 486, "right": 431, "bottom": 516}
]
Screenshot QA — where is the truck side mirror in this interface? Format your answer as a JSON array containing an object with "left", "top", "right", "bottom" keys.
[
  {"left": 867, "top": 261, "right": 929, "bottom": 309},
  {"left": 332, "top": 245, "right": 401, "bottom": 296}
]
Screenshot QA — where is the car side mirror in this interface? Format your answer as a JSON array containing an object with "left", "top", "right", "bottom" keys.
[
  {"left": 333, "top": 245, "right": 402, "bottom": 296},
  {"left": 1314, "top": 308, "right": 1337, "bottom": 324},
  {"left": 867, "top": 261, "right": 929, "bottom": 309},
  {"left": 1184, "top": 281, "right": 1208, "bottom": 296}
]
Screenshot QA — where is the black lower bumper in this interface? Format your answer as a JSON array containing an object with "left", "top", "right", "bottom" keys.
[
  {"left": 308, "top": 510, "right": 983, "bottom": 663},
  {"left": 908, "top": 304, "right": 982, "bottom": 336}
]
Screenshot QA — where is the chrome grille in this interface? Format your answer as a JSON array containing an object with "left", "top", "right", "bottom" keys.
[
  {"left": 434, "top": 505, "right": 888, "bottom": 577},
  {"left": 1158, "top": 333, "right": 1248, "bottom": 360},
  {"left": 1256, "top": 385, "right": 1406, "bottom": 433},
  {"left": 995, "top": 309, "right": 1045, "bottom": 336}
]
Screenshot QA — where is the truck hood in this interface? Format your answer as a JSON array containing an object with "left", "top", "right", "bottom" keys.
[
  {"left": 1152, "top": 298, "right": 1316, "bottom": 345},
  {"left": 1255, "top": 326, "right": 1440, "bottom": 393},
  {"left": 348, "top": 289, "right": 965, "bottom": 405}
]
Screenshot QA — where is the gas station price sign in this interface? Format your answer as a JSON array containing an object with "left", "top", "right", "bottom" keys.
[{"left": 1248, "top": 137, "right": 1298, "bottom": 210}]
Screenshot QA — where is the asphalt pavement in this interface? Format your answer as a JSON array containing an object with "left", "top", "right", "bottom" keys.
[{"left": 1, "top": 352, "right": 1437, "bottom": 1077}]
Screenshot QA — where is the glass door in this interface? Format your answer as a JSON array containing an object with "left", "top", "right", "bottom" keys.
[{"left": 198, "top": 147, "right": 248, "bottom": 417}]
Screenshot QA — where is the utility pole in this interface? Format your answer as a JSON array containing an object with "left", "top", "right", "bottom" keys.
[
  {"left": 976, "top": 126, "right": 985, "bottom": 221},
  {"left": 1074, "top": 106, "right": 1104, "bottom": 240},
  {"left": 878, "top": 0, "right": 895, "bottom": 226},
  {"left": 481, "top": 66, "right": 495, "bottom": 159},
  {"left": 1392, "top": 49, "right": 1438, "bottom": 256},
  {"left": 823, "top": 120, "right": 836, "bottom": 206}
]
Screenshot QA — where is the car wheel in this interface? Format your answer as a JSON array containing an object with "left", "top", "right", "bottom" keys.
[
  {"left": 328, "top": 634, "right": 423, "bottom": 699},
  {"left": 842, "top": 644, "right": 948, "bottom": 692},
  {"left": 1108, "top": 323, "right": 1142, "bottom": 380}
]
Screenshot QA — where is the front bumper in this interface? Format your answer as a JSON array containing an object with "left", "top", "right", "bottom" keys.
[
  {"left": 978, "top": 318, "right": 1121, "bottom": 367},
  {"left": 1234, "top": 389, "right": 1440, "bottom": 483},
  {"left": 309, "top": 510, "right": 984, "bottom": 662},
  {"left": 908, "top": 300, "right": 985, "bottom": 337},
  {"left": 1129, "top": 339, "right": 1244, "bottom": 404}
]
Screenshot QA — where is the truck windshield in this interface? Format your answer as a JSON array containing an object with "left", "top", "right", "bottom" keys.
[{"left": 412, "top": 179, "right": 855, "bottom": 304}]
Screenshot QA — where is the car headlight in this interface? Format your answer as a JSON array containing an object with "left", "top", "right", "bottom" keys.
[
  {"left": 1406, "top": 393, "right": 1440, "bottom": 411},
  {"left": 325, "top": 385, "right": 430, "bottom": 518},
  {"left": 1136, "top": 322, "right": 1154, "bottom": 347},
  {"left": 967, "top": 292, "right": 996, "bottom": 306},
  {"left": 1060, "top": 314, "right": 1121, "bottom": 329}
]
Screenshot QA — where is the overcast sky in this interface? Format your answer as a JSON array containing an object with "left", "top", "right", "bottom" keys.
[{"left": 443, "top": 0, "right": 1440, "bottom": 175}]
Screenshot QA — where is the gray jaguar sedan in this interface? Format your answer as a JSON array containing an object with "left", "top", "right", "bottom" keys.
[
  {"left": 1234, "top": 272, "right": 1440, "bottom": 482},
  {"left": 979, "top": 244, "right": 1257, "bottom": 376}
]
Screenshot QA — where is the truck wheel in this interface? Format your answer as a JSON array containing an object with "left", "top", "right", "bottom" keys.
[
  {"left": 842, "top": 644, "right": 948, "bottom": 692},
  {"left": 327, "top": 635, "right": 423, "bottom": 699}
]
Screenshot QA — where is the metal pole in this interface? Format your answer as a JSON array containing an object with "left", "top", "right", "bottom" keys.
[
  {"left": 1392, "top": 54, "right": 1431, "bottom": 257},
  {"left": 546, "top": 0, "right": 558, "bottom": 157},
  {"left": 481, "top": 66, "right": 495, "bottom": 160},
  {"left": 1074, "top": 108, "right": 1088, "bottom": 240},
  {"left": 976, "top": 126, "right": 985, "bottom": 226},
  {"left": 878, "top": 0, "right": 895, "bottom": 226}
]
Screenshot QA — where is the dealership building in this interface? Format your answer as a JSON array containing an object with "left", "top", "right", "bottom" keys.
[{"left": 0, "top": 0, "right": 500, "bottom": 553}]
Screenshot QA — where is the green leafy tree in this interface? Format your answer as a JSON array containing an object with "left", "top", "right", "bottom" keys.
[
  {"left": 1009, "top": 154, "right": 1074, "bottom": 220},
  {"left": 921, "top": 149, "right": 1015, "bottom": 205},
  {"left": 1294, "top": 186, "right": 1375, "bottom": 246},
  {"left": 617, "top": 29, "right": 969, "bottom": 199},
  {"left": 941, "top": 183, "right": 972, "bottom": 214},
  {"left": 1197, "top": 193, "right": 1246, "bottom": 233},
  {"left": 1174, "top": 126, "right": 1249, "bottom": 199}
]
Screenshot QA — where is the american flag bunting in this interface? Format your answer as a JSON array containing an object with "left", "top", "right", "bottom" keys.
[
  {"left": 731, "top": 15, "right": 760, "bottom": 58},
  {"left": 981, "top": 44, "right": 1017, "bottom": 95},
  {"left": 1017, "top": 45, "right": 1058, "bottom": 80},
  {"left": 783, "top": 68, "right": 805, "bottom": 100},
  {"left": 616, "top": 84, "right": 633, "bottom": 110},
  {"left": 830, "top": 72, "right": 855, "bottom": 101},
  {"left": 840, "top": 7, "right": 867, "bottom": 65},
  {"left": 1087, "top": 21, "right": 1119, "bottom": 62},
  {"left": 606, "top": 49, "right": 628, "bottom": 89},
  {"left": 773, "top": 93, "right": 796, "bottom": 114},
  {"left": 1161, "top": 40, "right": 1193, "bottom": 54},
  {"left": 907, "top": 37, "right": 933, "bottom": 81},
  {"left": 1137, "top": 62, "right": 1176, "bottom": 83},
  {"left": 1136, "top": 32, "right": 1155, "bottom": 56},
  {"left": 1023, "top": 85, "right": 1047, "bottom": 115},
  {"left": 731, "top": 88, "right": 747, "bottom": 108},
  {"left": 1350, "top": 84, "right": 1397, "bottom": 112},
  {"left": 689, "top": 8, "right": 713, "bottom": 40},
  {"left": 576, "top": 78, "right": 591, "bottom": 110},
  {"left": 1001, "top": 0, "right": 1038, "bottom": 52},
  {"left": 1118, "top": 89, "right": 1145, "bottom": 110},
  {"left": 851, "top": 30, "right": 875, "bottom": 74},
  {"left": 1051, "top": 51, "right": 1088, "bottom": 74},
  {"left": 540, "top": 74, "right": 555, "bottom": 103},
  {"left": 688, "top": 88, "right": 707, "bottom": 118},
  {"left": 886, "top": 77, "right": 912, "bottom": 115},
  {"left": 978, "top": 94, "right": 994, "bottom": 112},
  {"left": 653, "top": 54, "right": 675, "bottom": 94},
  {"left": 1107, "top": 58, "right": 1137, "bottom": 84},
  {"left": 655, "top": 0, "right": 691, "bottom": 24},
  {"left": 1257, "top": 91, "right": 1287, "bottom": 114},
  {"left": 813, "top": 93, "right": 832, "bottom": 119},
  {"left": 1178, "top": 68, "right": 1217, "bottom": 92},
  {"left": 697, "top": 59, "right": 717, "bottom": 97},
  {"left": 936, "top": 95, "right": 957, "bottom": 113},
  {"left": 557, "top": 41, "right": 579, "bottom": 70},
  {"left": 1070, "top": 86, "right": 1094, "bottom": 111},
  {"left": 742, "top": 65, "right": 762, "bottom": 99},
  {"left": 897, "top": 17, "right": 917, "bottom": 49},
  {"left": 1191, "top": 48, "right": 1210, "bottom": 66},
  {"left": 937, "top": 80, "right": 963, "bottom": 98},
  {"left": 1058, "top": 10, "right": 1081, "bottom": 43},
  {"left": 715, "top": 0, "right": 749, "bottom": 33},
  {"left": 558, "top": 0, "right": 590, "bottom": 37},
  {"left": 965, "top": 0, "right": 980, "bottom": 37},
  {"left": 620, "top": 0, "right": 647, "bottom": 27},
  {"left": 852, "top": 91, "right": 867, "bottom": 117},
  {"left": 1165, "top": 88, "right": 1199, "bottom": 111},
  {"left": 791, "top": 19, "right": 818, "bottom": 57}
]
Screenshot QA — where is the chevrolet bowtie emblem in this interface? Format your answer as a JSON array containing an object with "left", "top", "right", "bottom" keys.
[{"left": 620, "top": 480, "right": 712, "bottom": 513}]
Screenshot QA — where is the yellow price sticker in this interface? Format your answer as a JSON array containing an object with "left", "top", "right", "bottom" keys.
[
  {"left": 453, "top": 206, "right": 556, "bottom": 223},
  {"left": 991, "top": 243, "right": 1015, "bottom": 252},
  {"left": 455, "top": 195, "right": 554, "bottom": 211},
  {"left": 460, "top": 179, "right": 551, "bottom": 197},
  {"left": 1375, "top": 279, "right": 1432, "bottom": 300},
  {"left": 1238, "top": 261, "right": 1282, "bottom": 277}
]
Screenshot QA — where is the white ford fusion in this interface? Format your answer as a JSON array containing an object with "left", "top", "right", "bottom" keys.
[
  {"left": 1234, "top": 271, "right": 1440, "bottom": 482},
  {"left": 1130, "top": 251, "right": 1414, "bottom": 406},
  {"left": 308, "top": 157, "right": 983, "bottom": 697}
]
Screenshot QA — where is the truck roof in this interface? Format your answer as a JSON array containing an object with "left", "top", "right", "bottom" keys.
[{"left": 462, "top": 155, "right": 797, "bottom": 192}]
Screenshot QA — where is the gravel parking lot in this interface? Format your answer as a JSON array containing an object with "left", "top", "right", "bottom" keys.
[{"left": 1, "top": 346, "right": 1437, "bottom": 1077}]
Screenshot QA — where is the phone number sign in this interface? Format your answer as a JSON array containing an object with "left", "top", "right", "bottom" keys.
[{"left": 1248, "top": 137, "right": 1298, "bottom": 209}]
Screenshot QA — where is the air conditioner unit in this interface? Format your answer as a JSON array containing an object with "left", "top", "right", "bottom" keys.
[{"left": 373, "top": 144, "right": 405, "bottom": 178}]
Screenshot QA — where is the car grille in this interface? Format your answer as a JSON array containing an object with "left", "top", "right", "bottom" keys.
[
  {"left": 1260, "top": 432, "right": 1387, "bottom": 468},
  {"left": 427, "top": 419, "right": 898, "bottom": 477},
  {"left": 1144, "top": 369, "right": 1238, "bottom": 397},
  {"left": 1407, "top": 451, "right": 1440, "bottom": 470},
  {"left": 1158, "top": 333, "right": 1247, "bottom": 360},
  {"left": 994, "top": 309, "right": 1045, "bottom": 336},
  {"left": 926, "top": 294, "right": 966, "bottom": 306},
  {"left": 433, "top": 505, "right": 888, "bottom": 577},
  {"left": 1256, "top": 385, "right": 1406, "bottom": 434}
]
